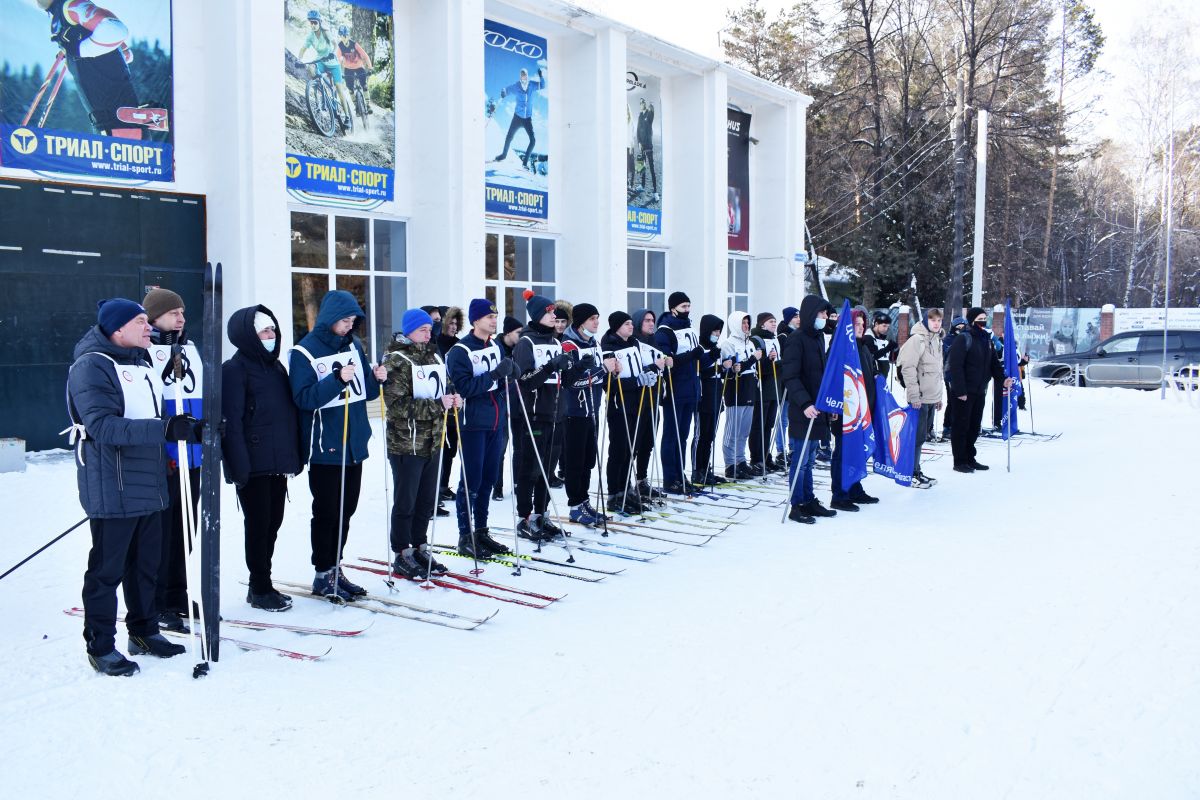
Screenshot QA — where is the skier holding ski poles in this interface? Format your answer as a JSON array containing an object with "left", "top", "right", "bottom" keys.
[
  {"left": 653, "top": 293, "right": 705, "bottom": 495},
  {"left": 559, "top": 303, "right": 616, "bottom": 526},
  {"left": 289, "top": 291, "right": 387, "bottom": 602}
]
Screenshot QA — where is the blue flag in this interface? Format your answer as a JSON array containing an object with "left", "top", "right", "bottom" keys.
[
  {"left": 1001, "top": 301, "right": 1024, "bottom": 441},
  {"left": 871, "top": 375, "right": 919, "bottom": 486},
  {"left": 814, "top": 299, "right": 875, "bottom": 488}
]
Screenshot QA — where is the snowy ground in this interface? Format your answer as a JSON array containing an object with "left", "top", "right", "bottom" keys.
[{"left": 2, "top": 384, "right": 1199, "bottom": 798}]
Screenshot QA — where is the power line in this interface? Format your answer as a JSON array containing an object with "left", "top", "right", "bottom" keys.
[{"left": 815, "top": 151, "right": 956, "bottom": 250}]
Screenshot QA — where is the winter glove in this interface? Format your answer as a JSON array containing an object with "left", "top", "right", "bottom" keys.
[
  {"left": 549, "top": 352, "right": 573, "bottom": 371},
  {"left": 490, "top": 358, "right": 519, "bottom": 381},
  {"left": 164, "top": 414, "right": 204, "bottom": 444},
  {"left": 500, "top": 88, "right": 507, "bottom": 99},
  {"left": 636, "top": 372, "right": 657, "bottom": 387}
]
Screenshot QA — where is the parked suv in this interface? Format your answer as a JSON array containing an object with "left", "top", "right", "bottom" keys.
[{"left": 1030, "top": 329, "right": 1200, "bottom": 388}]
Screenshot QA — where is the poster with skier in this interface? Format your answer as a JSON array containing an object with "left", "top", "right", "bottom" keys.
[
  {"left": 626, "top": 70, "right": 662, "bottom": 236},
  {"left": 727, "top": 108, "right": 751, "bottom": 252},
  {"left": 283, "top": 0, "right": 395, "bottom": 202},
  {"left": 0, "top": 0, "right": 174, "bottom": 182},
  {"left": 484, "top": 18, "right": 549, "bottom": 222}
]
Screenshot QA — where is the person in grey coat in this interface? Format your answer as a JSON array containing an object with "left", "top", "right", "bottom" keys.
[{"left": 65, "top": 299, "right": 201, "bottom": 676}]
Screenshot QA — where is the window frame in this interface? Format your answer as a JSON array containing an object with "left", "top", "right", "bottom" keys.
[
  {"left": 483, "top": 229, "right": 559, "bottom": 323},
  {"left": 727, "top": 255, "right": 750, "bottom": 315}
]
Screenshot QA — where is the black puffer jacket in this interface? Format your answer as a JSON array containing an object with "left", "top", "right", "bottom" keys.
[
  {"left": 66, "top": 327, "right": 169, "bottom": 518},
  {"left": 698, "top": 314, "right": 725, "bottom": 416},
  {"left": 750, "top": 324, "right": 781, "bottom": 404},
  {"left": 946, "top": 323, "right": 1005, "bottom": 396},
  {"left": 513, "top": 320, "right": 565, "bottom": 420},
  {"left": 779, "top": 295, "right": 834, "bottom": 442},
  {"left": 221, "top": 306, "right": 302, "bottom": 486}
]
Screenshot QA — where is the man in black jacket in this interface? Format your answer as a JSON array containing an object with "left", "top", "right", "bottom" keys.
[
  {"left": 512, "top": 293, "right": 572, "bottom": 541},
  {"left": 778, "top": 295, "right": 837, "bottom": 524},
  {"left": 222, "top": 306, "right": 302, "bottom": 611},
  {"left": 749, "top": 312, "right": 782, "bottom": 473},
  {"left": 66, "top": 299, "right": 192, "bottom": 675},
  {"left": 946, "top": 306, "right": 1012, "bottom": 472}
]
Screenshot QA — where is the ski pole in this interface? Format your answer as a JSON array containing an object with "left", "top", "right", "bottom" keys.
[
  {"left": 780, "top": 416, "right": 817, "bottom": 524},
  {"left": 172, "top": 349, "right": 209, "bottom": 676},
  {"left": 380, "top": 392, "right": 394, "bottom": 590},
  {"left": 621, "top": 384, "right": 648, "bottom": 513},
  {"left": 503, "top": 378, "right": 522, "bottom": 576},
  {"left": 38, "top": 62, "right": 67, "bottom": 129},
  {"left": 770, "top": 359, "right": 785, "bottom": 464},
  {"left": 665, "top": 365, "right": 689, "bottom": 493},
  {"left": 421, "top": 408, "right": 451, "bottom": 586},
  {"left": 453, "top": 408, "right": 482, "bottom": 575},
  {"left": 21, "top": 51, "right": 64, "bottom": 126},
  {"left": 0, "top": 517, "right": 86, "bottom": 582},
  {"left": 593, "top": 369, "right": 612, "bottom": 536},
  {"left": 330, "top": 381, "right": 352, "bottom": 598},
  {"left": 754, "top": 353, "right": 768, "bottom": 483},
  {"left": 514, "top": 376, "right": 574, "bottom": 562}
]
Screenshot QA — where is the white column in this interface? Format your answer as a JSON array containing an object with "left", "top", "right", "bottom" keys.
[
  {"left": 406, "top": 0, "right": 485, "bottom": 307},
  {"left": 972, "top": 108, "right": 988, "bottom": 308}
]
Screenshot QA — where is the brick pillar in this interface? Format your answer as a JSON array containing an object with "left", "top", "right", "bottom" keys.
[
  {"left": 897, "top": 304, "right": 911, "bottom": 346},
  {"left": 1101, "top": 303, "right": 1115, "bottom": 340},
  {"left": 992, "top": 304, "right": 1005, "bottom": 332}
]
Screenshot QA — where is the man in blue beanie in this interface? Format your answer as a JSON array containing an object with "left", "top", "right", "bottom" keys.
[
  {"left": 65, "top": 299, "right": 198, "bottom": 675},
  {"left": 445, "top": 298, "right": 519, "bottom": 559}
]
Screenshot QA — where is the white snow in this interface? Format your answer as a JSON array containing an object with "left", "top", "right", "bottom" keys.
[{"left": 2, "top": 385, "right": 1198, "bottom": 798}]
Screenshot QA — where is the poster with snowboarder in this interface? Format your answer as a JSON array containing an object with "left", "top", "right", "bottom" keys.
[
  {"left": 0, "top": 0, "right": 174, "bottom": 182},
  {"left": 283, "top": 0, "right": 395, "bottom": 202},
  {"left": 484, "top": 18, "right": 548, "bottom": 222},
  {"left": 727, "top": 108, "right": 751, "bottom": 252},
  {"left": 626, "top": 70, "right": 662, "bottom": 237}
]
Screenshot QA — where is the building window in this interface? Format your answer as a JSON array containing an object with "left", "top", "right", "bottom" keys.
[
  {"left": 627, "top": 248, "right": 666, "bottom": 314},
  {"left": 484, "top": 232, "right": 556, "bottom": 322},
  {"left": 728, "top": 256, "right": 749, "bottom": 314},
  {"left": 290, "top": 211, "right": 407, "bottom": 361}
]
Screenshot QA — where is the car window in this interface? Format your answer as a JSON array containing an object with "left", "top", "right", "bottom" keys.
[
  {"left": 1139, "top": 334, "right": 1182, "bottom": 352},
  {"left": 1179, "top": 331, "right": 1200, "bottom": 349},
  {"left": 1101, "top": 335, "right": 1140, "bottom": 354}
]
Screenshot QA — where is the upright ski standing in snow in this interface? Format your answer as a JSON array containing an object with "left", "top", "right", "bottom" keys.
[{"left": 200, "top": 262, "right": 223, "bottom": 661}]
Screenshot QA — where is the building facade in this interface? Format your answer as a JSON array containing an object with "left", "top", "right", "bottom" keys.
[{"left": 0, "top": 0, "right": 811, "bottom": 449}]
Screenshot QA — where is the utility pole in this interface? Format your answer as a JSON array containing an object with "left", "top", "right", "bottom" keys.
[
  {"left": 945, "top": 54, "right": 967, "bottom": 320},
  {"left": 972, "top": 109, "right": 988, "bottom": 307},
  {"left": 1160, "top": 94, "right": 1175, "bottom": 399}
]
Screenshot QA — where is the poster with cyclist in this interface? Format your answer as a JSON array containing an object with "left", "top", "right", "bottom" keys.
[
  {"left": 0, "top": 0, "right": 174, "bottom": 182},
  {"left": 626, "top": 70, "right": 662, "bottom": 237},
  {"left": 484, "top": 19, "right": 549, "bottom": 222},
  {"left": 284, "top": 0, "right": 394, "bottom": 203}
]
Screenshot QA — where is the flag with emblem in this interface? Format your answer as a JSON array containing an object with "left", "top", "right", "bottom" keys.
[
  {"left": 870, "top": 375, "right": 918, "bottom": 486},
  {"left": 1001, "top": 300, "right": 1023, "bottom": 441},
  {"left": 814, "top": 299, "right": 875, "bottom": 488}
]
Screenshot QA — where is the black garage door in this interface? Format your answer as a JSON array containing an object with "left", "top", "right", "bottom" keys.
[{"left": 0, "top": 178, "right": 206, "bottom": 451}]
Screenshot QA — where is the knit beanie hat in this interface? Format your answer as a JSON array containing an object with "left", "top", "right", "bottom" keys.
[
  {"left": 781, "top": 306, "right": 800, "bottom": 327},
  {"left": 401, "top": 308, "right": 434, "bottom": 336},
  {"left": 608, "top": 310, "right": 632, "bottom": 332},
  {"left": 502, "top": 315, "right": 523, "bottom": 335},
  {"left": 468, "top": 298, "right": 497, "bottom": 324},
  {"left": 756, "top": 311, "right": 776, "bottom": 327},
  {"left": 253, "top": 311, "right": 275, "bottom": 333},
  {"left": 667, "top": 291, "right": 690, "bottom": 311},
  {"left": 97, "top": 298, "right": 146, "bottom": 337},
  {"left": 142, "top": 288, "right": 184, "bottom": 325},
  {"left": 523, "top": 289, "right": 554, "bottom": 322},
  {"left": 966, "top": 306, "right": 987, "bottom": 324},
  {"left": 572, "top": 303, "right": 599, "bottom": 328}
]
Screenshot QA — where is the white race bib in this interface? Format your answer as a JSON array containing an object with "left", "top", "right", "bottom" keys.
[
  {"left": 411, "top": 363, "right": 447, "bottom": 399},
  {"left": 462, "top": 341, "right": 501, "bottom": 392},
  {"left": 673, "top": 328, "right": 700, "bottom": 353},
  {"left": 613, "top": 346, "right": 642, "bottom": 379},
  {"left": 294, "top": 343, "right": 367, "bottom": 411},
  {"left": 86, "top": 353, "right": 163, "bottom": 420},
  {"left": 148, "top": 343, "right": 203, "bottom": 400},
  {"left": 762, "top": 338, "right": 780, "bottom": 360},
  {"left": 638, "top": 342, "right": 664, "bottom": 368}
]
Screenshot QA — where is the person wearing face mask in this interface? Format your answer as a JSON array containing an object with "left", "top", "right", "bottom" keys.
[
  {"left": 779, "top": 295, "right": 837, "bottom": 523},
  {"left": 691, "top": 314, "right": 727, "bottom": 486},
  {"left": 289, "top": 291, "right": 388, "bottom": 601},
  {"left": 632, "top": 307, "right": 666, "bottom": 499},
  {"left": 601, "top": 311, "right": 648, "bottom": 514},
  {"left": 940, "top": 317, "right": 968, "bottom": 441},
  {"left": 222, "top": 306, "right": 302, "bottom": 611},
  {"left": 774, "top": 306, "right": 801, "bottom": 459},
  {"left": 512, "top": 293, "right": 573, "bottom": 542},
  {"left": 945, "top": 306, "right": 1012, "bottom": 473},
  {"left": 560, "top": 303, "right": 616, "bottom": 526},
  {"left": 653, "top": 292, "right": 704, "bottom": 494},
  {"left": 492, "top": 315, "right": 525, "bottom": 501}
]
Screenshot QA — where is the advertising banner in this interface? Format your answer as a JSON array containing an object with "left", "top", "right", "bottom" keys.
[
  {"left": 0, "top": 0, "right": 174, "bottom": 182},
  {"left": 727, "top": 108, "right": 751, "bottom": 251},
  {"left": 484, "top": 19, "right": 548, "bottom": 221},
  {"left": 284, "top": 0, "right": 394, "bottom": 202},
  {"left": 626, "top": 70, "right": 662, "bottom": 236},
  {"left": 1114, "top": 307, "right": 1200, "bottom": 334},
  {"left": 1021, "top": 308, "right": 1101, "bottom": 359}
]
